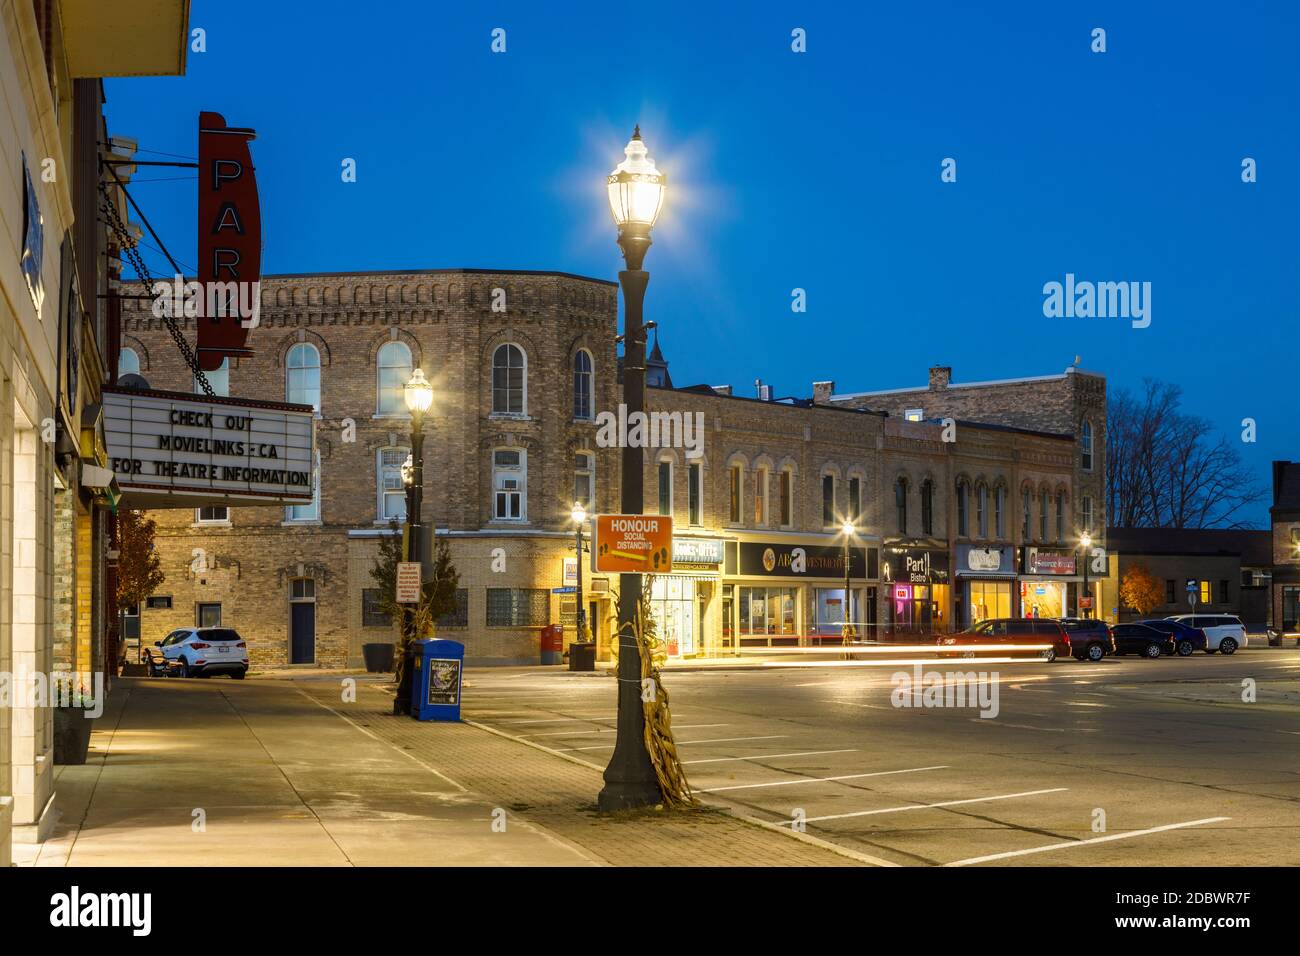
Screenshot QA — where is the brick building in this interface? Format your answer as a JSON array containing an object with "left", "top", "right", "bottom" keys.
[
  {"left": 120, "top": 270, "right": 1093, "bottom": 665},
  {"left": 1270, "top": 461, "right": 1300, "bottom": 632}
]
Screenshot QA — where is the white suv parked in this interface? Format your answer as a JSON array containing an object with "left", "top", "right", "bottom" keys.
[
  {"left": 151, "top": 627, "right": 249, "bottom": 678},
  {"left": 1165, "top": 614, "right": 1246, "bottom": 655}
]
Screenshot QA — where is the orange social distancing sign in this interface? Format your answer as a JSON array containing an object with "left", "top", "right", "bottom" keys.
[{"left": 592, "top": 515, "right": 673, "bottom": 573}]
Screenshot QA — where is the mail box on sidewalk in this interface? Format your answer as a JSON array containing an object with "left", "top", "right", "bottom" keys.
[
  {"left": 411, "top": 639, "right": 464, "bottom": 721},
  {"left": 540, "top": 623, "right": 564, "bottom": 666}
]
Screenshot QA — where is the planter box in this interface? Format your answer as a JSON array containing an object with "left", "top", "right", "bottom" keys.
[{"left": 54, "top": 707, "right": 95, "bottom": 765}]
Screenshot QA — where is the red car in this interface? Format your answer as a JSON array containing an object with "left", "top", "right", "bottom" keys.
[{"left": 939, "top": 618, "right": 1072, "bottom": 662}]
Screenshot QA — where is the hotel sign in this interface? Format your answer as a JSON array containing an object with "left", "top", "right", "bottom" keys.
[{"left": 103, "top": 386, "right": 314, "bottom": 509}]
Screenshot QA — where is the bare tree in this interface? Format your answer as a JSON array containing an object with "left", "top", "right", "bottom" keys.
[{"left": 1107, "top": 380, "right": 1262, "bottom": 529}]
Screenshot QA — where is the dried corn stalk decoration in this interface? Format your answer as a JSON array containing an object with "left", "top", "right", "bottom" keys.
[{"left": 632, "top": 575, "right": 698, "bottom": 809}]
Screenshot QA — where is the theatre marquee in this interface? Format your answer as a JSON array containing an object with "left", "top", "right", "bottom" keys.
[{"left": 104, "top": 386, "right": 315, "bottom": 509}]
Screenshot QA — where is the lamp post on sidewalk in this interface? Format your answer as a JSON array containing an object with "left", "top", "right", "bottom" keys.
[
  {"left": 571, "top": 502, "right": 588, "bottom": 643},
  {"left": 841, "top": 519, "right": 856, "bottom": 647},
  {"left": 598, "top": 126, "right": 667, "bottom": 812},
  {"left": 1079, "top": 531, "right": 1093, "bottom": 619},
  {"left": 393, "top": 368, "right": 434, "bottom": 716}
]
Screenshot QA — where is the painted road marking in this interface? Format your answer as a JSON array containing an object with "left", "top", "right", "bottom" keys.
[
  {"left": 555, "top": 734, "right": 789, "bottom": 752},
  {"left": 683, "top": 749, "right": 858, "bottom": 765},
  {"left": 785, "top": 788, "right": 1069, "bottom": 825},
  {"left": 701, "top": 765, "right": 948, "bottom": 793},
  {"left": 497, "top": 715, "right": 617, "bottom": 724},
  {"left": 946, "top": 817, "right": 1231, "bottom": 867},
  {"left": 522, "top": 723, "right": 727, "bottom": 738}
]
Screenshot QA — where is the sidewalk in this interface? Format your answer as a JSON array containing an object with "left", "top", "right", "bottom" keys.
[{"left": 16, "top": 676, "right": 864, "bottom": 867}]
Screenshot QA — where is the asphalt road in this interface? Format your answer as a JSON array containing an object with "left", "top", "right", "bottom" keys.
[{"left": 461, "top": 647, "right": 1300, "bottom": 866}]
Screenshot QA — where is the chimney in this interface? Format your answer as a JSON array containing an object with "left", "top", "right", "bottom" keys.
[
  {"left": 812, "top": 381, "right": 834, "bottom": 405},
  {"left": 929, "top": 366, "right": 952, "bottom": 390},
  {"left": 712, "top": 385, "right": 732, "bottom": 397}
]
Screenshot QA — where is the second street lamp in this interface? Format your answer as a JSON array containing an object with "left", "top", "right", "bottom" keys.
[
  {"left": 599, "top": 126, "right": 667, "bottom": 812},
  {"left": 1079, "top": 531, "right": 1093, "bottom": 619},
  {"left": 393, "top": 367, "right": 434, "bottom": 715},
  {"left": 571, "top": 501, "right": 588, "bottom": 643},
  {"left": 841, "top": 519, "right": 856, "bottom": 647}
]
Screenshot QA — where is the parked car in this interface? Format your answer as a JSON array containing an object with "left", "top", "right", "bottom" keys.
[
  {"left": 152, "top": 627, "right": 249, "bottom": 678},
  {"left": 1134, "top": 619, "right": 1207, "bottom": 657},
  {"left": 1111, "top": 622, "right": 1170, "bottom": 658},
  {"left": 1165, "top": 614, "right": 1246, "bottom": 655},
  {"left": 1058, "top": 618, "right": 1115, "bottom": 661},
  {"left": 939, "top": 618, "right": 1072, "bottom": 662}
]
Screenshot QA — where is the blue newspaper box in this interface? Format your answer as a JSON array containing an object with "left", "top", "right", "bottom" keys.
[{"left": 411, "top": 639, "right": 464, "bottom": 722}]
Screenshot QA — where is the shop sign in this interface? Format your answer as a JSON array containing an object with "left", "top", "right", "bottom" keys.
[
  {"left": 956, "top": 544, "right": 1015, "bottom": 576},
  {"left": 593, "top": 515, "right": 673, "bottom": 573},
  {"left": 103, "top": 386, "right": 314, "bottom": 509},
  {"left": 1022, "top": 547, "right": 1077, "bottom": 576},
  {"left": 563, "top": 557, "right": 578, "bottom": 585},
  {"left": 881, "top": 546, "right": 949, "bottom": 584},
  {"left": 672, "top": 536, "right": 724, "bottom": 568},
  {"left": 736, "top": 542, "right": 870, "bottom": 578}
]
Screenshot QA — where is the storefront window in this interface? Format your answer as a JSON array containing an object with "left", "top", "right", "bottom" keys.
[
  {"left": 1283, "top": 586, "right": 1300, "bottom": 631},
  {"left": 965, "top": 580, "right": 1012, "bottom": 626},
  {"left": 1020, "top": 580, "right": 1066, "bottom": 619},
  {"left": 738, "top": 586, "right": 798, "bottom": 646},
  {"left": 814, "top": 587, "right": 859, "bottom": 638},
  {"left": 889, "top": 583, "right": 950, "bottom": 634},
  {"left": 649, "top": 576, "right": 698, "bottom": 657}
]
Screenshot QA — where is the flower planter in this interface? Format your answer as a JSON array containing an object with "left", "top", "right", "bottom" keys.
[
  {"left": 54, "top": 707, "right": 95, "bottom": 765},
  {"left": 362, "top": 642, "right": 395, "bottom": 673}
]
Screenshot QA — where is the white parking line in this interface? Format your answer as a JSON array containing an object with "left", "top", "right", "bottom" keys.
[
  {"left": 786, "top": 788, "right": 1069, "bottom": 825},
  {"left": 496, "top": 715, "right": 616, "bottom": 724},
  {"left": 702, "top": 765, "right": 947, "bottom": 793},
  {"left": 554, "top": 734, "right": 788, "bottom": 752},
  {"left": 522, "top": 723, "right": 727, "bottom": 738},
  {"left": 946, "top": 817, "right": 1231, "bottom": 866},
  {"left": 683, "top": 749, "right": 858, "bottom": 765}
]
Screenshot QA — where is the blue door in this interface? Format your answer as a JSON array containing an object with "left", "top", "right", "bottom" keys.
[{"left": 291, "top": 601, "right": 315, "bottom": 664}]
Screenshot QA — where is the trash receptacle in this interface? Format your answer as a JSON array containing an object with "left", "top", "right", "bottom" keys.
[
  {"left": 362, "top": 642, "right": 395, "bottom": 673},
  {"left": 541, "top": 624, "right": 564, "bottom": 665},
  {"left": 411, "top": 638, "right": 464, "bottom": 721},
  {"left": 568, "top": 641, "right": 596, "bottom": 672}
]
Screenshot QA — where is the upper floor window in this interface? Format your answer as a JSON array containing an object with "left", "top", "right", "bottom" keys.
[
  {"left": 288, "top": 451, "right": 321, "bottom": 521},
  {"left": 847, "top": 476, "right": 861, "bottom": 525},
  {"left": 994, "top": 485, "right": 1005, "bottom": 538},
  {"left": 573, "top": 452, "right": 594, "bottom": 509},
  {"left": 904, "top": 408, "right": 923, "bottom": 422},
  {"left": 1022, "top": 488, "right": 1031, "bottom": 540},
  {"left": 956, "top": 481, "right": 968, "bottom": 537},
  {"left": 779, "top": 470, "right": 793, "bottom": 526},
  {"left": 196, "top": 357, "right": 229, "bottom": 397},
  {"left": 976, "top": 483, "right": 988, "bottom": 538},
  {"left": 376, "top": 341, "right": 412, "bottom": 415},
  {"left": 196, "top": 506, "right": 229, "bottom": 524},
  {"left": 492, "top": 448, "right": 526, "bottom": 521},
  {"left": 1055, "top": 492, "right": 1065, "bottom": 543},
  {"left": 1081, "top": 496, "right": 1094, "bottom": 533},
  {"left": 492, "top": 343, "right": 526, "bottom": 415},
  {"left": 1081, "top": 419, "right": 1094, "bottom": 471},
  {"left": 728, "top": 465, "right": 742, "bottom": 523},
  {"left": 921, "top": 479, "right": 934, "bottom": 536},
  {"left": 688, "top": 463, "right": 703, "bottom": 526},
  {"left": 1039, "top": 490, "right": 1049, "bottom": 541},
  {"left": 118, "top": 347, "right": 140, "bottom": 379},
  {"left": 755, "top": 467, "right": 769, "bottom": 525},
  {"left": 822, "top": 474, "right": 835, "bottom": 527},
  {"left": 895, "top": 478, "right": 908, "bottom": 535},
  {"left": 573, "top": 350, "right": 594, "bottom": 420},
  {"left": 657, "top": 460, "right": 673, "bottom": 516},
  {"left": 377, "top": 447, "right": 409, "bottom": 520},
  {"left": 286, "top": 343, "right": 321, "bottom": 412}
]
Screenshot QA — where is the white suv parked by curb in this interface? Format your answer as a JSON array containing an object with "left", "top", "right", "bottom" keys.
[{"left": 1165, "top": 614, "right": 1246, "bottom": 655}]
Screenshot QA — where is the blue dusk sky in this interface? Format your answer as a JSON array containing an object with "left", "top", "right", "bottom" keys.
[{"left": 105, "top": 0, "right": 1298, "bottom": 527}]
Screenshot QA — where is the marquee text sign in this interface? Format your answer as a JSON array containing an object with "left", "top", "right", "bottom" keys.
[{"left": 103, "top": 386, "right": 314, "bottom": 509}]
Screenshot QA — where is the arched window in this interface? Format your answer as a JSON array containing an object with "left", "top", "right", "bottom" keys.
[
  {"left": 196, "top": 357, "right": 229, "bottom": 397},
  {"left": 118, "top": 347, "right": 140, "bottom": 378},
  {"left": 920, "top": 479, "right": 934, "bottom": 535},
  {"left": 376, "top": 341, "right": 413, "bottom": 415},
  {"left": 573, "top": 350, "right": 593, "bottom": 420},
  {"left": 976, "top": 482, "right": 988, "bottom": 538},
  {"left": 994, "top": 485, "right": 1006, "bottom": 538},
  {"left": 1039, "top": 489, "right": 1049, "bottom": 542},
  {"left": 1081, "top": 419, "right": 1094, "bottom": 471},
  {"left": 956, "top": 480, "right": 969, "bottom": 537},
  {"left": 286, "top": 343, "right": 321, "bottom": 412},
  {"left": 1056, "top": 491, "right": 1065, "bottom": 543},
  {"left": 895, "top": 477, "right": 908, "bottom": 535},
  {"left": 493, "top": 343, "right": 526, "bottom": 414}
]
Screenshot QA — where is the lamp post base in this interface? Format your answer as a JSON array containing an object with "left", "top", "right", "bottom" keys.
[{"left": 597, "top": 777, "right": 662, "bottom": 812}]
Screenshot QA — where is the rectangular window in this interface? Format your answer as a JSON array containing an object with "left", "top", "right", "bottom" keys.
[
  {"left": 196, "top": 603, "right": 222, "bottom": 627},
  {"left": 822, "top": 474, "right": 834, "bottom": 527},
  {"left": 658, "top": 461, "right": 672, "bottom": 516},
  {"left": 486, "top": 588, "right": 549, "bottom": 627},
  {"left": 729, "top": 465, "right": 741, "bottom": 523},
  {"left": 145, "top": 595, "right": 172, "bottom": 610},
  {"left": 197, "top": 506, "right": 229, "bottom": 524},
  {"left": 688, "top": 463, "right": 702, "bottom": 526},
  {"left": 957, "top": 483, "right": 968, "bottom": 537},
  {"left": 362, "top": 588, "right": 391, "bottom": 628},
  {"left": 756, "top": 468, "right": 768, "bottom": 525},
  {"left": 737, "top": 586, "right": 799, "bottom": 642},
  {"left": 492, "top": 449, "right": 526, "bottom": 520},
  {"left": 1166, "top": 579, "right": 1177, "bottom": 604},
  {"left": 779, "top": 471, "right": 792, "bottom": 526},
  {"left": 1081, "top": 496, "right": 1094, "bottom": 533},
  {"left": 994, "top": 486, "right": 1004, "bottom": 539},
  {"left": 573, "top": 452, "right": 594, "bottom": 509},
  {"left": 1022, "top": 489, "right": 1031, "bottom": 540},
  {"left": 1199, "top": 580, "right": 1212, "bottom": 605},
  {"left": 1218, "top": 579, "right": 1229, "bottom": 604},
  {"left": 379, "top": 448, "right": 409, "bottom": 520},
  {"left": 976, "top": 485, "right": 986, "bottom": 538},
  {"left": 1055, "top": 493, "right": 1064, "bottom": 543},
  {"left": 288, "top": 453, "right": 321, "bottom": 521},
  {"left": 904, "top": 408, "right": 923, "bottom": 422},
  {"left": 848, "top": 476, "right": 860, "bottom": 524},
  {"left": 1039, "top": 491, "right": 1048, "bottom": 542},
  {"left": 437, "top": 589, "right": 469, "bottom": 628}
]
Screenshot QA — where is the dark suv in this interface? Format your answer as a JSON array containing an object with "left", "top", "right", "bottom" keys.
[
  {"left": 1059, "top": 618, "right": 1115, "bottom": 662},
  {"left": 1135, "top": 619, "right": 1207, "bottom": 657},
  {"left": 940, "top": 618, "right": 1072, "bottom": 662}
]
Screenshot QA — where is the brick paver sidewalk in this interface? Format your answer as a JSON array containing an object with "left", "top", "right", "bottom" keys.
[{"left": 297, "top": 681, "right": 875, "bottom": 866}]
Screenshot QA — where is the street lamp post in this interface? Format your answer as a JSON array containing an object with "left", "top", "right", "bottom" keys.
[
  {"left": 598, "top": 126, "right": 667, "bottom": 812},
  {"left": 1079, "top": 531, "right": 1093, "bottom": 619},
  {"left": 571, "top": 502, "right": 588, "bottom": 642},
  {"left": 841, "top": 519, "right": 856, "bottom": 647},
  {"left": 393, "top": 368, "right": 434, "bottom": 716}
]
